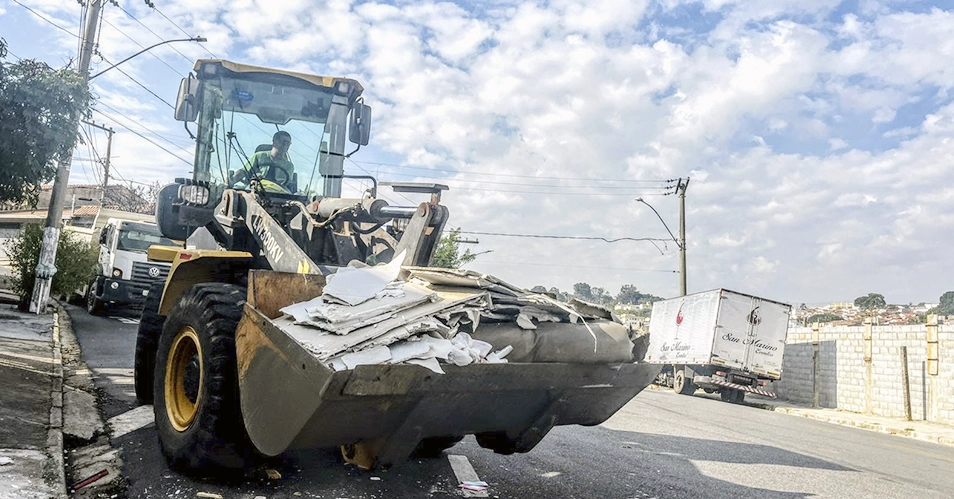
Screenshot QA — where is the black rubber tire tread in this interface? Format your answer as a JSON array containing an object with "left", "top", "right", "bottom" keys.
[
  {"left": 86, "top": 280, "right": 106, "bottom": 316},
  {"left": 153, "top": 283, "right": 252, "bottom": 472},
  {"left": 674, "top": 368, "right": 695, "bottom": 395},
  {"left": 134, "top": 281, "right": 166, "bottom": 404},
  {"left": 411, "top": 436, "right": 465, "bottom": 459},
  {"left": 720, "top": 390, "right": 733, "bottom": 402},
  {"left": 733, "top": 390, "right": 746, "bottom": 404}
]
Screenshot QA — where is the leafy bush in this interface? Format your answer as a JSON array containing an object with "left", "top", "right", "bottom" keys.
[
  {"left": 9, "top": 224, "right": 99, "bottom": 309},
  {"left": 806, "top": 313, "right": 844, "bottom": 324}
]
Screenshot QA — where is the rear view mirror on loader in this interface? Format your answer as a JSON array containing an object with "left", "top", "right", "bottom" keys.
[
  {"left": 175, "top": 76, "right": 200, "bottom": 122},
  {"left": 349, "top": 103, "right": 371, "bottom": 146}
]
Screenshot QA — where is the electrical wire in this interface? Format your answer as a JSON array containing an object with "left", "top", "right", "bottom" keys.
[
  {"left": 112, "top": 4, "right": 195, "bottom": 66},
  {"left": 91, "top": 105, "right": 193, "bottom": 165},
  {"left": 351, "top": 160, "right": 678, "bottom": 183},
  {"left": 148, "top": 3, "right": 219, "bottom": 59},
  {"left": 457, "top": 231, "right": 673, "bottom": 243},
  {"left": 92, "top": 52, "right": 175, "bottom": 109},
  {"left": 477, "top": 260, "right": 679, "bottom": 273},
  {"left": 11, "top": 0, "right": 80, "bottom": 39},
  {"left": 373, "top": 170, "right": 679, "bottom": 191},
  {"left": 99, "top": 16, "right": 186, "bottom": 77}
]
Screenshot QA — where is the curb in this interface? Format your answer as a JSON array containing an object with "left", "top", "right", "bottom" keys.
[
  {"left": 49, "top": 303, "right": 67, "bottom": 498},
  {"left": 766, "top": 406, "right": 954, "bottom": 448}
]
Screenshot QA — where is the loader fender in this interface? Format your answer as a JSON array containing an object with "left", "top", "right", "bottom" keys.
[{"left": 158, "top": 250, "right": 254, "bottom": 315}]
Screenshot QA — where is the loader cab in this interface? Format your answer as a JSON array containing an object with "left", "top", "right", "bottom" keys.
[{"left": 174, "top": 59, "right": 372, "bottom": 204}]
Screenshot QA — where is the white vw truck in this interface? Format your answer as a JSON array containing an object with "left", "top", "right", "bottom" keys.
[{"left": 86, "top": 218, "right": 176, "bottom": 315}]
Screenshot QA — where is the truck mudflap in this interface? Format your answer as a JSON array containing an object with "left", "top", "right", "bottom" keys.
[
  {"left": 235, "top": 303, "right": 660, "bottom": 467},
  {"left": 693, "top": 375, "right": 777, "bottom": 398}
]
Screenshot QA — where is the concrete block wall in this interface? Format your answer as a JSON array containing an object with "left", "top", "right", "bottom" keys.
[{"left": 775, "top": 324, "right": 954, "bottom": 425}]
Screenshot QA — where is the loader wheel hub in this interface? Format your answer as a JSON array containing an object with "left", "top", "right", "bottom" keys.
[{"left": 165, "top": 327, "right": 203, "bottom": 432}]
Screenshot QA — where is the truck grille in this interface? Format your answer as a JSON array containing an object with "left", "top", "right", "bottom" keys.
[{"left": 131, "top": 261, "right": 170, "bottom": 284}]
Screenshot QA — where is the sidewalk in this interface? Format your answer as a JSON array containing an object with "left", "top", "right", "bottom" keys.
[
  {"left": 649, "top": 384, "right": 954, "bottom": 448},
  {"left": 0, "top": 295, "right": 64, "bottom": 499}
]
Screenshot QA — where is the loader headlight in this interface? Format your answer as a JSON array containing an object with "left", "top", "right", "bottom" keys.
[
  {"left": 111, "top": 268, "right": 122, "bottom": 278},
  {"left": 334, "top": 80, "right": 352, "bottom": 96},
  {"left": 179, "top": 184, "right": 210, "bottom": 205}
]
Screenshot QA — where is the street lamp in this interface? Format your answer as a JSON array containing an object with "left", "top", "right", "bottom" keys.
[
  {"left": 89, "top": 36, "right": 207, "bottom": 80},
  {"left": 636, "top": 177, "right": 689, "bottom": 296}
]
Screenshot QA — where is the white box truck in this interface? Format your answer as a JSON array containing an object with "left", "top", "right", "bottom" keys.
[{"left": 645, "top": 289, "right": 791, "bottom": 403}]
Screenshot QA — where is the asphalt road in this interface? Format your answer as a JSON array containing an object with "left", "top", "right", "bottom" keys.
[{"left": 65, "top": 304, "right": 954, "bottom": 499}]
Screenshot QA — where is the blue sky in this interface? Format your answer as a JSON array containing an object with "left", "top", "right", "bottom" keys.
[{"left": 2, "top": 0, "right": 954, "bottom": 305}]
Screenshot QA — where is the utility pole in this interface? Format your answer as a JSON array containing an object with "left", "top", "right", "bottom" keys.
[
  {"left": 83, "top": 120, "right": 115, "bottom": 193},
  {"left": 30, "top": 0, "right": 104, "bottom": 313},
  {"left": 677, "top": 178, "right": 690, "bottom": 296}
]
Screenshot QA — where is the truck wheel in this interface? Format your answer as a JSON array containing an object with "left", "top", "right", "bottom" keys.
[
  {"left": 153, "top": 283, "right": 252, "bottom": 471},
  {"left": 134, "top": 281, "right": 166, "bottom": 405},
  {"left": 673, "top": 369, "right": 696, "bottom": 395},
  {"left": 733, "top": 390, "right": 746, "bottom": 404},
  {"left": 86, "top": 280, "right": 106, "bottom": 316},
  {"left": 719, "top": 390, "right": 733, "bottom": 402},
  {"left": 411, "top": 436, "right": 465, "bottom": 458}
]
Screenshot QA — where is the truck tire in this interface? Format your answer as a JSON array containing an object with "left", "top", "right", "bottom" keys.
[
  {"left": 411, "top": 436, "right": 465, "bottom": 458},
  {"left": 719, "top": 389, "right": 733, "bottom": 402},
  {"left": 86, "top": 279, "right": 106, "bottom": 316},
  {"left": 134, "top": 281, "right": 166, "bottom": 405},
  {"left": 733, "top": 390, "right": 746, "bottom": 404},
  {"left": 153, "top": 283, "right": 253, "bottom": 471},
  {"left": 673, "top": 368, "right": 696, "bottom": 395}
]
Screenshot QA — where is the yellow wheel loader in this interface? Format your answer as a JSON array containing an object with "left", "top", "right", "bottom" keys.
[{"left": 135, "top": 59, "right": 659, "bottom": 473}]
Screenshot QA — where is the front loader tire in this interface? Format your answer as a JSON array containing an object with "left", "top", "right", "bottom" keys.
[
  {"left": 153, "top": 283, "right": 252, "bottom": 472},
  {"left": 134, "top": 281, "right": 166, "bottom": 404}
]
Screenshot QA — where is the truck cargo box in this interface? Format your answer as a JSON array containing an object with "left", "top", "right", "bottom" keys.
[{"left": 646, "top": 289, "right": 791, "bottom": 380}]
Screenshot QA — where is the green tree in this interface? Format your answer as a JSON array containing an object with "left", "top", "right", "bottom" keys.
[
  {"left": 429, "top": 228, "right": 477, "bottom": 268},
  {"left": 938, "top": 291, "right": 954, "bottom": 316},
  {"left": 0, "top": 39, "right": 90, "bottom": 206},
  {"left": 9, "top": 225, "right": 99, "bottom": 310},
  {"left": 573, "top": 282, "right": 594, "bottom": 301},
  {"left": 853, "top": 293, "right": 886, "bottom": 310},
  {"left": 806, "top": 313, "right": 843, "bottom": 324}
]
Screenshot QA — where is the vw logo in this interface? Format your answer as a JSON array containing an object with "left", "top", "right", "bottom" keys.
[{"left": 148, "top": 267, "right": 161, "bottom": 278}]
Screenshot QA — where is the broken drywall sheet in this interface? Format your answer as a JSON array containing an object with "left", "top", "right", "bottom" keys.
[{"left": 322, "top": 250, "right": 406, "bottom": 306}]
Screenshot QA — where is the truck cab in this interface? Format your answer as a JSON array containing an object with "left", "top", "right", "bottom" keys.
[{"left": 86, "top": 218, "right": 177, "bottom": 315}]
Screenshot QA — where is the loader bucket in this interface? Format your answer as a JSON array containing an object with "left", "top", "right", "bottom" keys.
[{"left": 234, "top": 271, "right": 660, "bottom": 466}]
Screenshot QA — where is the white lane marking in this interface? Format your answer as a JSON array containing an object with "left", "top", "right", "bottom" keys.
[
  {"left": 107, "top": 405, "right": 155, "bottom": 439},
  {"left": 447, "top": 454, "right": 488, "bottom": 497},
  {"left": 112, "top": 317, "right": 140, "bottom": 325},
  {"left": 541, "top": 471, "right": 561, "bottom": 478}
]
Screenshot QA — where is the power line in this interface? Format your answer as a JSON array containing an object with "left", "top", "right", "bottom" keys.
[
  {"left": 112, "top": 4, "right": 195, "bottom": 66},
  {"left": 369, "top": 169, "right": 678, "bottom": 191},
  {"left": 148, "top": 3, "right": 219, "bottom": 59},
  {"left": 11, "top": 0, "right": 80, "bottom": 39},
  {"left": 99, "top": 16, "right": 186, "bottom": 77},
  {"left": 91, "top": 104, "right": 193, "bottom": 165},
  {"left": 435, "top": 186, "right": 675, "bottom": 196},
  {"left": 478, "top": 260, "right": 679, "bottom": 273},
  {"left": 92, "top": 52, "right": 175, "bottom": 109},
  {"left": 457, "top": 231, "right": 673, "bottom": 243},
  {"left": 353, "top": 160, "right": 678, "bottom": 183}
]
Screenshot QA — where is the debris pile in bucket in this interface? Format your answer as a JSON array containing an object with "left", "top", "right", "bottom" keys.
[{"left": 275, "top": 253, "right": 632, "bottom": 373}]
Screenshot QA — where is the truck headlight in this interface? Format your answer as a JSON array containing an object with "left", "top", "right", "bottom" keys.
[
  {"left": 111, "top": 268, "right": 122, "bottom": 278},
  {"left": 179, "top": 184, "right": 210, "bottom": 205}
]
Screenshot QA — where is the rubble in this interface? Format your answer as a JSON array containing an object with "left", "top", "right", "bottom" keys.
[{"left": 274, "top": 264, "right": 637, "bottom": 373}]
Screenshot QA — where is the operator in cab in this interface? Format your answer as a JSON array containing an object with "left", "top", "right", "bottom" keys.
[{"left": 232, "top": 130, "right": 295, "bottom": 192}]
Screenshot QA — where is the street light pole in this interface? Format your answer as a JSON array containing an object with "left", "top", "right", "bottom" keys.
[
  {"left": 29, "top": 3, "right": 205, "bottom": 313},
  {"left": 30, "top": 0, "right": 105, "bottom": 313},
  {"left": 89, "top": 37, "right": 207, "bottom": 80}
]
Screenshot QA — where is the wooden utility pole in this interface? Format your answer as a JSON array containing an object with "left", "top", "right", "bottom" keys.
[
  {"left": 30, "top": 0, "right": 104, "bottom": 313},
  {"left": 83, "top": 120, "right": 115, "bottom": 192},
  {"left": 677, "top": 178, "right": 690, "bottom": 296}
]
